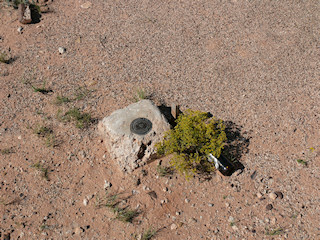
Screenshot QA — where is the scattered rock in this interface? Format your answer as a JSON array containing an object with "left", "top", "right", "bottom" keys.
[
  {"left": 3, "top": 233, "right": 10, "bottom": 240},
  {"left": 232, "top": 225, "right": 239, "bottom": 231},
  {"left": 80, "top": 1, "right": 92, "bottom": 9},
  {"left": 163, "top": 187, "right": 168, "bottom": 192},
  {"left": 176, "top": 211, "right": 181, "bottom": 216},
  {"left": 266, "top": 204, "right": 273, "bottom": 210},
  {"left": 250, "top": 170, "right": 257, "bottom": 180},
  {"left": 185, "top": 198, "right": 190, "bottom": 203},
  {"left": 270, "top": 217, "right": 277, "bottom": 225},
  {"left": 228, "top": 216, "right": 234, "bottom": 223},
  {"left": 83, "top": 198, "right": 88, "bottom": 206},
  {"left": 98, "top": 100, "right": 170, "bottom": 172},
  {"left": 171, "top": 223, "right": 177, "bottom": 230},
  {"left": 208, "top": 203, "right": 214, "bottom": 207},
  {"left": 74, "top": 227, "right": 83, "bottom": 235},
  {"left": 18, "top": 4, "right": 32, "bottom": 24},
  {"left": 136, "top": 178, "right": 141, "bottom": 186},
  {"left": 58, "top": 47, "right": 66, "bottom": 54},
  {"left": 17, "top": 26, "right": 23, "bottom": 34},
  {"left": 103, "top": 180, "right": 112, "bottom": 189},
  {"left": 269, "top": 192, "right": 277, "bottom": 200},
  {"left": 78, "top": 150, "right": 86, "bottom": 158},
  {"left": 188, "top": 218, "right": 197, "bottom": 224},
  {"left": 274, "top": 191, "right": 283, "bottom": 199},
  {"left": 257, "top": 192, "right": 263, "bottom": 199},
  {"left": 147, "top": 191, "right": 157, "bottom": 199}
]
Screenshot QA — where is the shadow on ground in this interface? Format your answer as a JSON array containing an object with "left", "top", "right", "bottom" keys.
[{"left": 222, "top": 121, "right": 251, "bottom": 175}]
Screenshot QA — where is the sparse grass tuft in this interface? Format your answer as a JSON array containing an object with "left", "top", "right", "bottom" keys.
[
  {"left": 156, "top": 165, "right": 173, "bottom": 177},
  {"left": 134, "top": 88, "right": 147, "bottom": 101},
  {"left": 95, "top": 192, "right": 139, "bottom": 223},
  {"left": 141, "top": 227, "right": 157, "bottom": 240},
  {"left": 34, "top": 125, "right": 52, "bottom": 136},
  {"left": 32, "top": 82, "right": 51, "bottom": 94},
  {"left": 59, "top": 108, "right": 92, "bottom": 129},
  {"left": 296, "top": 159, "right": 307, "bottom": 166},
  {"left": 74, "top": 87, "right": 91, "bottom": 100},
  {"left": 1, "top": 148, "right": 14, "bottom": 155},
  {"left": 33, "top": 125, "right": 58, "bottom": 147},
  {"left": 31, "top": 162, "right": 49, "bottom": 181},
  {"left": 55, "top": 95, "right": 70, "bottom": 105},
  {"left": 0, "top": 52, "right": 10, "bottom": 64},
  {"left": 114, "top": 207, "right": 139, "bottom": 223},
  {"left": 265, "top": 227, "right": 284, "bottom": 236}
]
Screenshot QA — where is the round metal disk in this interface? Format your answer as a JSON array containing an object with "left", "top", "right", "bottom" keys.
[{"left": 130, "top": 118, "right": 152, "bottom": 135}]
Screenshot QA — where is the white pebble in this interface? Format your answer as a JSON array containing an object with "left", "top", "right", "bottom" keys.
[
  {"left": 17, "top": 26, "right": 23, "bottom": 33},
  {"left": 58, "top": 47, "right": 66, "bottom": 54}
]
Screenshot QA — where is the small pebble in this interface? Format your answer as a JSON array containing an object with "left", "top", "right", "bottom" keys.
[
  {"left": 257, "top": 192, "right": 263, "bottom": 199},
  {"left": 185, "top": 199, "right": 190, "bottom": 203},
  {"left": 266, "top": 204, "right": 273, "bottom": 210},
  {"left": 17, "top": 26, "right": 23, "bottom": 33},
  {"left": 208, "top": 203, "right": 214, "bottom": 207},
  {"left": 274, "top": 191, "right": 283, "bottom": 199},
  {"left": 269, "top": 192, "right": 277, "bottom": 200},
  {"left": 170, "top": 223, "right": 177, "bottom": 230},
  {"left": 58, "top": 47, "right": 66, "bottom": 54},
  {"left": 232, "top": 225, "right": 239, "bottom": 231},
  {"left": 83, "top": 198, "right": 88, "bottom": 206},
  {"left": 104, "top": 180, "right": 112, "bottom": 189}
]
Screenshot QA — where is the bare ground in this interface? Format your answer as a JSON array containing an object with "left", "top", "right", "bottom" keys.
[{"left": 0, "top": 0, "right": 320, "bottom": 239}]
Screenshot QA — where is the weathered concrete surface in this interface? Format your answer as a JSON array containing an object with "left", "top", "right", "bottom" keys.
[{"left": 98, "top": 100, "right": 170, "bottom": 172}]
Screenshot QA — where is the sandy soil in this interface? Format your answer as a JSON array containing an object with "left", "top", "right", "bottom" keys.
[{"left": 0, "top": 0, "right": 320, "bottom": 239}]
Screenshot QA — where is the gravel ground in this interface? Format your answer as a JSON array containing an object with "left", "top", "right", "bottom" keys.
[{"left": 0, "top": 0, "right": 319, "bottom": 239}]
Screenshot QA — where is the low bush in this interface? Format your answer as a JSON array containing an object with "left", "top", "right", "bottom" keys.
[{"left": 157, "top": 110, "right": 227, "bottom": 179}]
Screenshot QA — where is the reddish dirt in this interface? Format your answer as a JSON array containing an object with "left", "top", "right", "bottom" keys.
[{"left": 0, "top": 1, "right": 319, "bottom": 239}]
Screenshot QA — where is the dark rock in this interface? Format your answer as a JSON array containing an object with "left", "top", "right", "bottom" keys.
[
  {"left": 250, "top": 170, "right": 257, "bottom": 180},
  {"left": 147, "top": 191, "right": 157, "bottom": 199},
  {"left": 274, "top": 191, "right": 283, "bottom": 199},
  {"left": 266, "top": 204, "right": 273, "bottom": 210}
]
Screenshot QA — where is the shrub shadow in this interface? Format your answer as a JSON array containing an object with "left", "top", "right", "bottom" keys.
[{"left": 222, "top": 121, "right": 250, "bottom": 175}]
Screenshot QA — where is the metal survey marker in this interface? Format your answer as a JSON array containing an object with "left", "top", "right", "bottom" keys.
[{"left": 130, "top": 118, "right": 153, "bottom": 135}]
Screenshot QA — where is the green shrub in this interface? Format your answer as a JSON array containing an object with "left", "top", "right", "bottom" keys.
[{"left": 157, "top": 110, "right": 227, "bottom": 179}]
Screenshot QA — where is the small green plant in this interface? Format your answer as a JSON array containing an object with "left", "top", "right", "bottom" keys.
[
  {"left": 230, "top": 221, "right": 235, "bottom": 227},
  {"left": 114, "top": 207, "right": 139, "bottom": 223},
  {"left": 134, "top": 88, "right": 147, "bottom": 101},
  {"left": 95, "top": 192, "right": 139, "bottom": 223},
  {"left": 157, "top": 110, "right": 227, "bottom": 179},
  {"left": 141, "top": 227, "right": 157, "bottom": 240},
  {"left": 265, "top": 227, "right": 284, "bottom": 236},
  {"left": 32, "top": 81, "right": 51, "bottom": 94},
  {"left": 39, "top": 224, "right": 49, "bottom": 231},
  {"left": 1, "top": 148, "right": 14, "bottom": 155},
  {"left": 55, "top": 95, "right": 70, "bottom": 105},
  {"left": 34, "top": 125, "right": 52, "bottom": 136},
  {"left": 31, "top": 161, "right": 49, "bottom": 181},
  {"left": 296, "top": 159, "right": 307, "bottom": 166},
  {"left": 156, "top": 165, "right": 173, "bottom": 177},
  {"left": 33, "top": 125, "right": 57, "bottom": 147},
  {"left": 0, "top": 52, "right": 10, "bottom": 64},
  {"left": 58, "top": 108, "right": 92, "bottom": 129},
  {"left": 74, "top": 87, "right": 91, "bottom": 100},
  {"left": 95, "top": 193, "right": 119, "bottom": 209}
]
